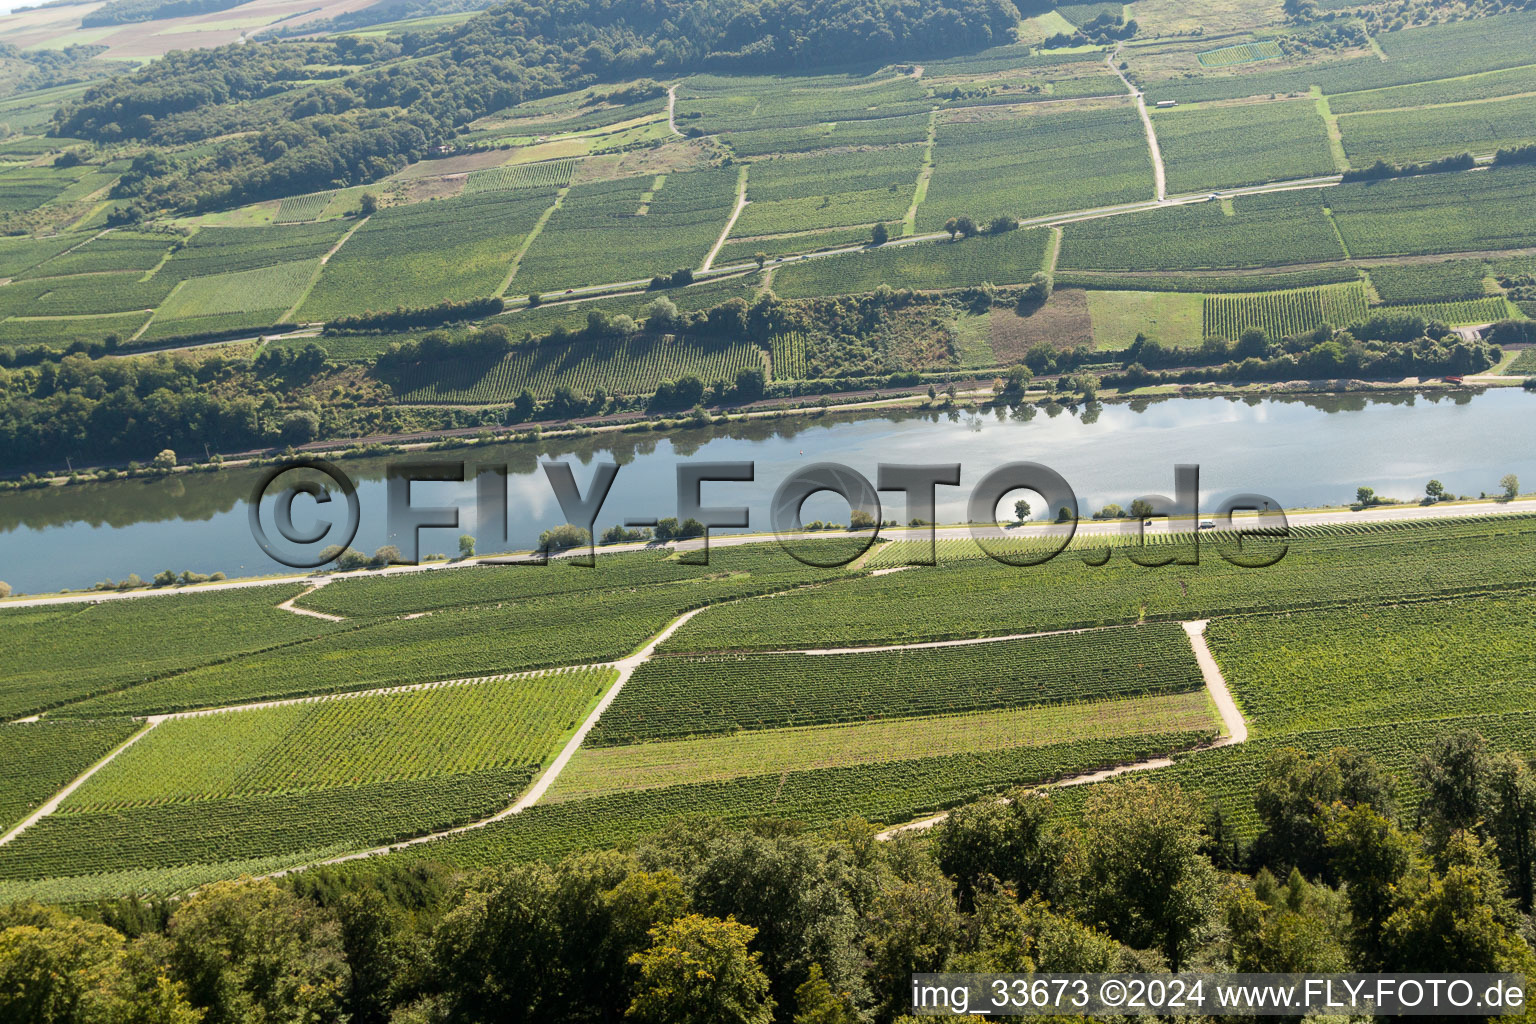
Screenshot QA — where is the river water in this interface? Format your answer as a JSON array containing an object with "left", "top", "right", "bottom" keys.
[{"left": 1, "top": 389, "right": 1531, "bottom": 594}]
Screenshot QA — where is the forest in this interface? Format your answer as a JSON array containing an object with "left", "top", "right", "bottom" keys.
[{"left": 2, "top": 732, "right": 1532, "bottom": 1023}]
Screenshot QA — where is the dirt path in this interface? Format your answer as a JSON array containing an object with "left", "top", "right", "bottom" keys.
[
  {"left": 874, "top": 617, "right": 1248, "bottom": 840},
  {"left": 666, "top": 85, "right": 684, "bottom": 137},
  {"left": 1185, "top": 619, "right": 1246, "bottom": 744},
  {"left": 742, "top": 621, "right": 1141, "bottom": 658},
  {"left": 276, "top": 584, "right": 343, "bottom": 621},
  {"left": 1111, "top": 44, "right": 1166, "bottom": 202},
  {"left": 701, "top": 165, "right": 749, "bottom": 272}
]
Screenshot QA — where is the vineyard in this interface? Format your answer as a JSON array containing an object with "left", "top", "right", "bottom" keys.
[
  {"left": 274, "top": 191, "right": 334, "bottom": 223},
  {"left": 160, "top": 220, "right": 352, "bottom": 280},
  {"left": 0, "top": 719, "right": 140, "bottom": 833},
  {"left": 1367, "top": 260, "right": 1489, "bottom": 303},
  {"left": 64, "top": 551, "right": 859, "bottom": 716},
  {"left": 551, "top": 692, "right": 1217, "bottom": 801},
  {"left": 398, "top": 730, "right": 1211, "bottom": 867},
  {"left": 1196, "top": 40, "right": 1283, "bottom": 67},
  {"left": 1327, "top": 164, "right": 1536, "bottom": 258},
  {"left": 770, "top": 331, "right": 808, "bottom": 379},
  {"left": 769, "top": 228, "right": 1052, "bottom": 299},
  {"left": 391, "top": 333, "right": 765, "bottom": 403},
  {"left": 589, "top": 622, "right": 1204, "bottom": 744},
  {"left": 1205, "top": 592, "right": 1536, "bottom": 737},
  {"left": 1202, "top": 282, "right": 1370, "bottom": 341},
  {"left": 151, "top": 259, "right": 318, "bottom": 321},
  {"left": 1337, "top": 93, "right": 1536, "bottom": 167},
  {"left": 1058, "top": 190, "right": 1345, "bottom": 270},
  {"left": 1152, "top": 100, "right": 1337, "bottom": 193},
  {"left": 731, "top": 147, "right": 923, "bottom": 237},
  {"left": 0, "top": 767, "right": 534, "bottom": 882},
  {"left": 1372, "top": 296, "right": 1516, "bottom": 325},
  {"left": 20, "top": 230, "right": 172, "bottom": 277},
  {"left": 65, "top": 667, "right": 610, "bottom": 811},
  {"left": 298, "top": 187, "right": 558, "bottom": 319},
  {"left": 0, "top": 587, "right": 331, "bottom": 721},
  {"left": 663, "top": 516, "right": 1536, "bottom": 652},
  {"left": 511, "top": 168, "right": 738, "bottom": 293},
  {"left": 464, "top": 158, "right": 578, "bottom": 193},
  {"left": 919, "top": 105, "right": 1153, "bottom": 231}
]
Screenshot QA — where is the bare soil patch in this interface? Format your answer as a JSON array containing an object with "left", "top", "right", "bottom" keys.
[{"left": 990, "top": 288, "right": 1093, "bottom": 360}]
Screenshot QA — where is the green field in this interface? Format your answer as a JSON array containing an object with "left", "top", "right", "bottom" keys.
[
  {"left": 1338, "top": 94, "right": 1536, "bottom": 166},
  {"left": 1059, "top": 190, "right": 1344, "bottom": 270},
  {"left": 769, "top": 228, "right": 1052, "bottom": 298},
  {"left": 0, "top": 588, "right": 334, "bottom": 720},
  {"left": 1084, "top": 289, "right": 1205, "bottom": 347},
  {"left": 919, "top": 104, "right": 1154, "bottom": 230},
  {"left": 1202, "top": 281, "right": 1370, "bottom": 341},
  {"left": 1153, "top": 100, "right": 1338, "bottom": 192},
  {"left": 389, "top": 729, "right": 1212, "bottom": 866},
  {"left": 273, "top": 191, "right": 334, "bottom": 223},
  {"left": 160, "top": 220, "right": 353, "bottom": 280},
  {"left": 549, "top": 692, "right": 1218, "bottom": 802}
]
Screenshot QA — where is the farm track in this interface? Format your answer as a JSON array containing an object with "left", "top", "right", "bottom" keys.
[
  {"left": 1111, "top": 44, "right": 1166, "bottom": 202},
  {"left": 700, "top": 165, "right": 749, "bottom": 272}
]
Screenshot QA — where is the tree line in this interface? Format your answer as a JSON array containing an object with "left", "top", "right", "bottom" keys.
[{"left": 3, "top": 729, "right": 1535, "bottom": 1022}]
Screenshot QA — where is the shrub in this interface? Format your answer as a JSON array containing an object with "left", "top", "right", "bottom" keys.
[{"left": 539, "top": 523, "right": 592, "bottom": 552}]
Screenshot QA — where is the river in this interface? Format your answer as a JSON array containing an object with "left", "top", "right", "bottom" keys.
[{"left": 1, "top": 389, "right": 1531, "bottom": 594}]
